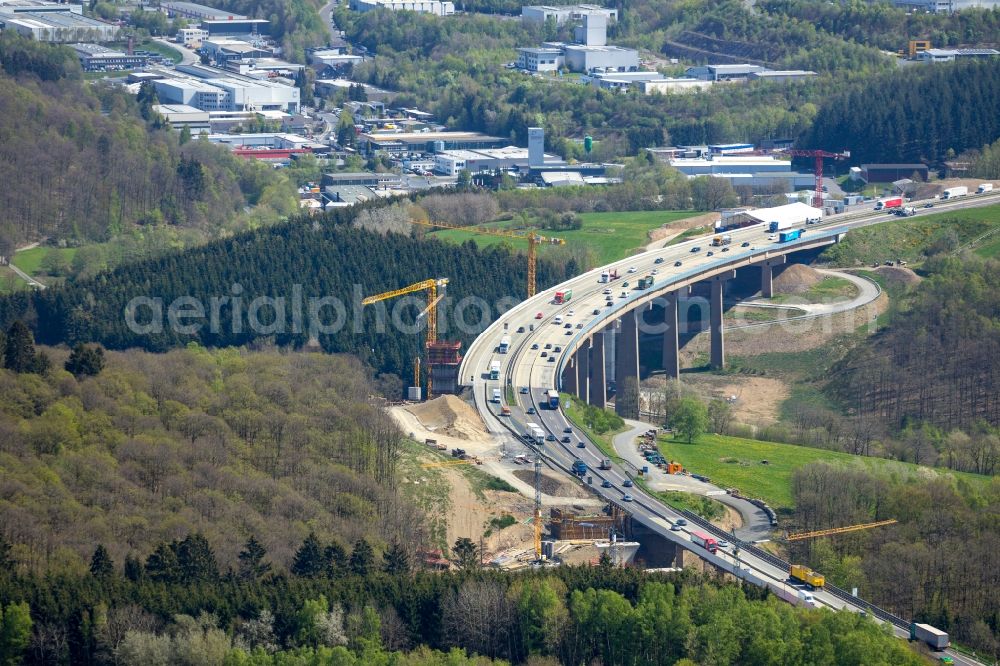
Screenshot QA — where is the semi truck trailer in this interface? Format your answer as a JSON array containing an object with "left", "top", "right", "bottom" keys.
[
  {"left": 789, "top": 564, "right": 825, "bottom": 588},
  {"left": 874, "top": 197, "right": 903, "bottom": 211},
  {"left": 941, "top": 186, "right": 967, "bottom": 200},
  {"left": 910, "top": 623, "right": 950, "bottom": 650}
]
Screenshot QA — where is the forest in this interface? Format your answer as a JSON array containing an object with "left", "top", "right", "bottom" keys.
[
  {"left": 829, "top": 257, "right": 1000, "bottom": 437},
  {"left": 208, "top": 0, "right": 329, "bottom": 63},
  {"left": 0, "top": 561, "right": 928, "bottom": 665},
  {"left": 799, "top": 59, "right": 1000, "bottom": 164},
  {"left": 0, "top": 344, "right": 424, "bottom": 576},
  {"left": 789, "top": 462, "right": 1000, "bottom": 657},
  {"left": 0, "top": 34, "right": 300, "bottom": 249},
  {"left": 0, "top": 203, "right": 564, "bottom": 385}
]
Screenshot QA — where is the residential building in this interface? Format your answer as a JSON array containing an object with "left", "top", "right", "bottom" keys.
[
  {"left": 915, "top": 47, "right": 1000, "bottom": 62},
  {"left": 349, "top": 0, "right": 455, "bottom": 16},
  {"left": 521, "top": 4, "right": 617, "bottom": 25}
]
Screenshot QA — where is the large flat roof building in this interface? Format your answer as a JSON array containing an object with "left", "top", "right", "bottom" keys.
[
  {"left": 359, "top": 131, "right": 507, "bottom": 156},
  {"left": 160, "top": 1, "right": 247, "bottom": 21},
  {"left": 916, "top": 47, "right": 1000, "bottom": 62},
  {"left": 71, "top": 43, "right": 148, "bottom": 71},
  {"left": 149, "top": 65, "right": 300, "bottom": 113},
  {"left": 521, "top": 4, "right": 617, "bottom": 25},
  {"left": 685, "top": 64, "right": 767, "bottom": 81},
  {"left": 349, "top": 0, "right": 455, "bottom": 15},
  {"left": 0, "top": 9, "right": 118, "bottom": 41},
  {"left": 670, "top": 155, "right": 793, "bottom": 176},
  {"left": 585, "top": 70, "right": 711, "bottom": 94}
]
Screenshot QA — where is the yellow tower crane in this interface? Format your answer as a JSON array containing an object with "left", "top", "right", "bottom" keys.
[
  {"left": 361, "top": 277, "right": 448, "bottom": 398},
  {"left": 785, "top": 519, "right": 897, "bottom": 542},
  {"left": 409, "top": 219, "right": 565, "bottom": 298}
]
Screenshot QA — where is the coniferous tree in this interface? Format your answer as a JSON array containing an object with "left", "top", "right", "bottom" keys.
[
  {"left": 123, "top": 553, "right": 143, "bottom": 582},
  {"left": 89, "top": 544, "right": 114, "bottom": 580},
  {"left": 4, "top": 321, "right": 35, "bottom": 373},
  {"left": 176, "top": 533, "right": 217, "bottom": 583},
  {"left": 64, "top": 343, "right": 105, "bottom": 378},
  {"left": 349, "top": 538, "right": 375, "bottom": 576},
  {"left": 238, "top": 536, "right": 271, "bottom": 581},
  {"left": 382, "top": 542, "right": 410, "bottom": 575},
  {"left": 291, "top": 533, "right": 326, "bottom": 578},
  {"left": 145, "top": 542, "right": 181, "bottom": 583},
  {"left": 452, "top": 537, "right": 479, "bottom": 569},
  {"left": 324, "top": 542, "right": 348, "bottom": 578}
]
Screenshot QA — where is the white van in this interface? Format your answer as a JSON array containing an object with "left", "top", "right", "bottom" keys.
[{"left": 492, "top": 388, "right": 501, "bottom": 403}]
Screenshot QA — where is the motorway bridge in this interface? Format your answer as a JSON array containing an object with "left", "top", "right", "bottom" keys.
[{"left": 460, "top": 191, "right": 1000, "bottom": 666}]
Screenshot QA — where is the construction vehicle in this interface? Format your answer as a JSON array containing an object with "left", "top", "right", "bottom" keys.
[
  {"left": 362, "top": 277, "right": 448, "bottom": 398},
  {"left": 666, "top": 461, "right": 683, "bottom": 474},
  {"left": 409, "top": 219, "right": 564, "bottom": 297},
  {"left": 789, "top": 564, "right": 825, "bottom": 588}
]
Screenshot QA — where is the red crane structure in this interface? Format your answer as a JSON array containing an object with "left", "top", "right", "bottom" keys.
[{"left": 781, "top": 149, "right": 851, "bottom": 208}]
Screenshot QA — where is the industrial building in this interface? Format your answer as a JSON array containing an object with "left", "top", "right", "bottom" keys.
[
  {"left": 517, "top": 14, "right": 638, "bottom": 73},
  {"left": 161, "top": 1, "right": 246, "bottom": 21},
  {"left": 858, "top": 163, "right": 929, "bottom": 183},
  {"left": 915, "top": 47, "right": 1000, "bottom": 62},
  {"left": 70, "top": 43, "right": 150, "bottom": 71},
  {"left": 892, "top": 0, "right": 999, "bottom": 12},
  {"left": 584, "top": 70, "right": 711, "bottom": 94},
  {"left": 520, "top": 4, "right": 617, "bottom": 25},
  {"left": 432, "top": 146, "right": 563, "bottom": 176},
  {"left": 175, "top": 27, "right": 207, "bottom": 44},
  {"left": 207, "top": 132, "right": 327, "bottom": 159},
  {"left": 358, "top": 131, "right": 508, "bottom": 156},
  {"left": 152, "top": 104, "right": 211, "bottom": 132},
  {"left": 310, "top": 47, "right": 363, "bottom": 70},
  {"left": 201, "top": 19, "right": 269, "bottom": 36},
  {"left": 201, "top": 37, "right": 271, "bottom": 64},
  {"left": 149, "top": 65, "right": 300, "bottom": 113},
  {"left": 684, "top": 64, "right": 767, "bottom": 81},
  {"left": 670, "top": 155, "right": 814, "bottom": 189},
  {"left": 748, "top": 69, "right": 816, "bottom": 82},
  {"left": 349, "top": 0, "right": 455, "bottom": 15},
  {"left": 0, "top": 9, "right": 117, "bottom": 42}
]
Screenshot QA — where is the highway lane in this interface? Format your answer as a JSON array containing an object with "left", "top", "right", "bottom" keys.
[{"left": 461, "top": 192, "right": 999, "bottom": 666}]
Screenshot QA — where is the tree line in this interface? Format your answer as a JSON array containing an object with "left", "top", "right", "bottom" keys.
[
  {"left": 0, "top": 550, "right": 929, "bottom": 665},
  {"left": 800, "top": 59, "right": 1000, "bottom": 165}
]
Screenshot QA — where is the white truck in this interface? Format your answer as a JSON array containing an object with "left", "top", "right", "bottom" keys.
[
  {"left": 977, "top": 183, "right": 994, "bottom": 194},
  {"left": 526, "top": 423, "right": 546, "bottom": 444},
  {"left": 910, "top": 623, "right": 950, "bottom": 650},
  {"left": 491, "top": 388, "right": 501, "bottom": 403},
  {"left": 941, "top": 186, "right": 968, "bottom": 200}
]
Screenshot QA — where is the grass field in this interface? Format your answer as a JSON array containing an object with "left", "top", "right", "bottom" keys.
[
  {"left": 139, "top": 40, "right": 184, "bottom": 64},
  {"left": 657, "top": 433, "right": 988, "bottom": 509},
  {"left": 12, "top": 247, "right": 76, "bottom": 275},
  {"left": 821, "top": 203, "right": 1000, "bottom": 266},
  {"left": 770, "top": 276, "right": 858, "bottom": 305},
  {"left": 428, "top": 210, "right": 698, "bottom": 265},
  {"left": 0, "top": 266, "right": 29, "bottom": 294},
  {"left": 563, "top": 393, "right": 628, "bottom": 463}
]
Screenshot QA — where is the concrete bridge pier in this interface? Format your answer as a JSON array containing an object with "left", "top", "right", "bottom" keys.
[
  {"left": 562, "top": 357, "right": 576, "bottom": 395},
  {"left": 615, "top": 309, "right": 639, "bottom": 416},
  {"left": 661, "top": 290, "right": 680, "bottom": 380},
  {"left": 590, "top": 330, "right": 607, "bottom": 408},
  {"left": 710, "top": 271, "right": 735, "bottom": 370},
  {"left": 757, "top": 256, "right": 787, "bottom": 298},
  {"left": 576, "top": 338, "right": 590, "bottom": 403}
]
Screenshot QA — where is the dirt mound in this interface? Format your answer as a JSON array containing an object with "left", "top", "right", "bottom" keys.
[
  {"left": 512, "top": 469, "right": 590, "bottom": 499},
  {"left": 874, "top": 266, "right": 921, "bottom": 290},
  {"left": 773, "top": 263, "right": 822, "bottom": 294},
  {"left": 404, "top": 395, "right": 487, "bottom": 441}
]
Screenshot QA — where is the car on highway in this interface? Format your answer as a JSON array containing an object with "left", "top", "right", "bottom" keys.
[
  {"left": 603, "top": 288, "right": 612, "bottom": 295},
  {"left": 540, "top": 351, "right": 547, "bottom": 357},
  {"left": 577, "top": 441, "right": 586, "bottom": 448},
  {"left": 741, "top": 241, "right": 750, "bottom": 247},
  {"left": 516, "top": 326, "right": 524, "bottom": 333},
  {"left": 561, "top": 436, "right": 571, "bottom": 443},
  {"left": 535, "top": 312, "right": 543, "bottom": 319},
  {"left": 567, "top": 310, "right": 574, "bottom": 317},
  {"left": 545, "top": 434, "right": 556, "bottom": 441},
  {"left": 721, "top": 247, "right": 729, "bottom": 252},
  {"left": 627, "top": 266, "right": 637, "bottom": 273},
  {"left": 651, "top": 268, "right": 659, "bottom": 274},
  {"left": 674, "top": 260, "right": 682, "bottom": 267},
  {"left": 622, "top": 494, "right": 633, "bottom": 502},
  {"left": 527, "top": 407, "right": 535, "bottom": 414},
  {"left": 519, "top": 386, "right": 528, "bottom": 394},
  {"left": 531, "top": 343, "right": 539, "bottom": 350},
  {"left": 563, "top": 426, "right": 573, "bottom": 433},
  {"left": 619, "top": 291, "right": 627, "bottom": 298},
  {"left": 768, "top": 235, "right": 776, "bottom": 241},
  {"left": 564, "top": 323, "right": 572, "bottom": 328},
  {"left": 592, "top": 308, "right": 600, "bottom": 315},
  {"left": 548, "top": 355, "right": 556, "bottom": 361},
  {"left": 717, "top": 540, "right": 730, "bottom": 549},
  {"left": 601, "top": 479, "right": 612, "bottom": 488},
  {"left": 655, "top": 257, "right": 664, "bottom": 264},
  {"left": 576, "top": 323, "right": 584, "bottom": 328},
  {"left": 707, "top": 251, "right": 715, "bottom": 256},
  {"left": 671, "top": 523, "right": 681, "bottom": 531},
  {"left": 544, "top": 343, "right": 552, "bottom": 349},
  {"left": 690, "top": 246, "right": 700, "bottom": 253},
  {"left": 924, "top": 203, "right": 934, "bottom": 208},
  {"left": 675, "top": 518, "right": 687, "bottom": 527},
  {"left": 553, "top": 346, "right": 562, "bottom": 352},
  {"left": 564, "top": 330, "right": 572, "bottom": 336},
  {"left": 622, "top": 479, "right": 633, "bottom": 487},
  {"left": 622, "top": 281, "right": 629, "bottom": 288},
  {"left": 554, "top": 315, "right": 563, "bottom": 324}
]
